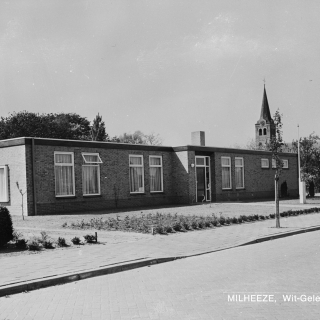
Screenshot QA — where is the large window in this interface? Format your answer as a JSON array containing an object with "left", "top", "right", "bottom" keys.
[
  {"left": 0, "top": 165, "right": 9, "bottom": 202},
  {"left": 235, "top": 157, "right": 244, "bottom": 189},
  {"left": 221, "top": 157, "right": 232, "bottom": 189},
  {"left": 129, "top": 155, "right": 144, "bottom": 193},
  {"left": 149, "top": 156, "right": 163, "bottom": 192},
  {"left": 54, "top": 152, "right": 75, "bottom": 197},
  {"left": 82, "top": 153, "right": 102, "bottom": 196}
]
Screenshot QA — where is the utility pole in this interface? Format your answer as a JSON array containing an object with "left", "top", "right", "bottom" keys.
[{"left": 298, "top": 124, "right": 306, "bottom": 203}]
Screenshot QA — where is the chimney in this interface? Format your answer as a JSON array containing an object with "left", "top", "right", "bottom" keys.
[{"left": 191, "top": 131, "right": 205, "bottom": 146}]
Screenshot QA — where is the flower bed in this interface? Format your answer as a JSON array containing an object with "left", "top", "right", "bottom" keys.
[{"left": 65, "top": 207, "right": 320, "bottom": 235}]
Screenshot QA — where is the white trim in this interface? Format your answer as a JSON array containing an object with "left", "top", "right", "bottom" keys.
[
  {"left": 129, "top": 155, "right": 144, "bottom": 193},
  {"left": 54, "top": 151, "right": 75, "bottom": 197},
  {"left": 149, "top": 155, "right": 163, "bottom": 193},
  {"left": 221, "top": 156, "right": 232, "bottom": 190},
  {"left": 235, "top": 157, "right": 244, "bottom": 189},
  {"left": 0, "top": 165, "right": 9, "bottom": 202},
  {"left": 81, "top": 153, "right": 103, "bottom": 164},
  {"left": 82, "top": 164, "right": 101, "bottom": 196},
  {"left": 195, "top": 156, "right": 211, "bottom": 202},
  {"left": 261, "top": 158, "right": 269, "bottom": 168}
]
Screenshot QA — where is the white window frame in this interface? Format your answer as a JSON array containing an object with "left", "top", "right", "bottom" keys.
[
  {"left": 235, "top": 157, "right": 244, "bottom": 189},
  {"left": 283, "top": 159, "right": 289, "bottom": 168},
  {"left": 129, "top": 155, "right": 144, "bottom": 194},
  {"left": 0, "top": 165, "right": 9, "bottom": 202},
  {"left": 272, "top": 159, "right": 276, "bottom": 168},
  {"left": 221, "top": 156, "right": 232, "bottom": 190},
  {"left": 149, "top": 156, "right": 163, "bottom": 193},
  {"left": 82, "top": 153, "right": 102, "bottom": 196},
  {"left": 261, "top": 159, "right": 269, "bottom": 168},
  {"left": 81, "top": 153, "right": 102, "bottom": 164},
  {"left": 54, "top": 151, "right": 75, "bottom": 197}
]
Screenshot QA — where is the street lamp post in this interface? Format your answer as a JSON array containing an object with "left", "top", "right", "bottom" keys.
[{"left": 298, "top": 124, "right": 306, "bottom": 204}]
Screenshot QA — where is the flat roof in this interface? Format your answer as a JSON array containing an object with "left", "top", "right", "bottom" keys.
[{"left": 0, "top": 137, "right": 297, "bottom": 157}]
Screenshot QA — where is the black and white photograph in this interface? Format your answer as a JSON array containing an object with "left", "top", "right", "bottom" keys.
[{"left": 1, "top": 1, "right": 320, "bottom": 319}]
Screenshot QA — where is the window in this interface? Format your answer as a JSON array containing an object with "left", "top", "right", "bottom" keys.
[
  {"left": 0, "top": 165, "right": 9, "bottom": 202},
  {"left": 259, "top": 129, "right": 262, "bottom": 136},
  {"left": 149, "top": 156, "right": 163, "bottom": 192},
  {"left": 221, "top": 157, "right": 232, "bottom": 189},
  {"left": 263, "top": 128, "right": 267, "bottom": 135},
  {"left": 283, "top": 160, "right": 289, "bottom": 168},
  {"left": 54, "top": 152, "right": 75, "bottom": 197},
  {"left": 261, "top": 159, "right": 269, "bottom": 168},
  {"left": 235, "top": 157, "right": 244, "bottom": 189},
  {"left": 272, "top": 159, "right": 276, "bottom": 168},
  {"left": 82, "top": 153, "right": 102, "bottom": 195},
  {"left": 129, "top": 155, "right": 144, "bottom": 193}
]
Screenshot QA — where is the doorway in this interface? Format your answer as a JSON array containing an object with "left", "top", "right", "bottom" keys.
[{"left": 195, "top": 156, "right": 211, "bottom": 202}]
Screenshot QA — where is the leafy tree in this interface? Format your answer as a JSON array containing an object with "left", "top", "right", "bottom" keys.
[
  {"left": 90, "top": 113, "right": 109, "bottom": 141},
  {"left": 292, "top": 133, "right": 320, "bottom": 191},
  {"left": 0, "top": 111, "right": 91, "bottom": 140},
  {"left": 268, "top": 110, "right": 285, "bottom": 228},
  {"left": 117, "top": 131, "right": 162, "bottom": 145}
]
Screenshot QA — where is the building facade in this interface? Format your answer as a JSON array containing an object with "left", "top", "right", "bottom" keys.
[{"left": 0, "top": 136, "right": 298, "bottom": 216}]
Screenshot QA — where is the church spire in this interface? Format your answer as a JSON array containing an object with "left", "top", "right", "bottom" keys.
[{"left": 260, "top": 85, "right": 272, "bottom": 122}]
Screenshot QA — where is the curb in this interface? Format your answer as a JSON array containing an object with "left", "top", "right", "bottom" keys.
[{"left": 1, "top": 224, "right": 320, "bottom": 298}]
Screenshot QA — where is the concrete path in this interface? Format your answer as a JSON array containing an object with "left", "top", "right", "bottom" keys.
[{"left": 2, "top": 212, "right": 320, "bottom": 296}]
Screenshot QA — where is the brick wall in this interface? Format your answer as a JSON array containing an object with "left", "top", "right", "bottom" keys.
[
  {"left": 213, "top": 151, "right": 298, "bottom": 201},
  {"left": 0, "top": 145, "right": 29, "bottom": 216},
  {"left": 33, "top": 144, "right": 184, "bottom": 215}
]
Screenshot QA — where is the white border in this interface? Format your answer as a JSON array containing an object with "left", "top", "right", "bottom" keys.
[
  {"left": 0, "top": 165, "right": 9, "bottom": 202},
  {"left": 221, "top": 156, "right": 232, "bottom": 190},
  {"left": 235, "top": 157, "right": 244, "bottom": 189},
  {"left": 261, "top": 158, "right": 269, "bottom": 168},
  {"left": 54, "top": 151, "right": 75, "bottom": 197},
  {"left": 149, "top": 155, "right": 163, "bottom": 193},
  {"left": 129, "top": 155, "right": 144, "bottom": 193}
]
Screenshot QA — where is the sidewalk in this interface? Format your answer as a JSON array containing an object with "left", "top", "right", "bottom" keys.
[{"left": 2, "top": 212, "right": 320, "bottom": 297}]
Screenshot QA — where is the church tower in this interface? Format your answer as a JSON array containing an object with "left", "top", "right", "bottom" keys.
[{"left": 255, "top": 85, "right": 276, "bottom": 147}]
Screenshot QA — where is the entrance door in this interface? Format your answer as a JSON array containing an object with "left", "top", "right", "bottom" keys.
[{"left": 195, "top": 156, "right": 211, "bottom": 202}]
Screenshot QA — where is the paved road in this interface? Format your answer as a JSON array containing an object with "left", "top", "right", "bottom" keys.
[{"left": 2, "top": 231, "right": 320, "bottom": 319}]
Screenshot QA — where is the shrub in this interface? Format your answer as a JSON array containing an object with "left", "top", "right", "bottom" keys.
[
  {"left": 231, "top": 217, "right": 238, "bottom": 224},
  {"left": 57, "top": 237, "right": 68, "bottom": 247},
  {"left": 84, "top": 234, "right": 96, "bottom": 243},
  {"left": 16, "top": 239, "right": 28, "bottom": 249},
  {"left": 259, "top": 215, "right": 265, "bottom": 220},
  {"left": 71, "top": 237, "right": 82, "bottom": 245},
  {"left": 0, "top": 207, "right": 14, "bottom": 247},
  {"left": 12, "top": 230, "right": 23, "bottom": 242},
  {"left": 28, "top": 238, "right": 42, "bottom": 251},
  {"left": 43, "top": 240, "right": 55, "bottom": 249}
]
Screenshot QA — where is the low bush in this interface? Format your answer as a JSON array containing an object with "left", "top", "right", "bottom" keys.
[
  {"left": 84, "top": 234, "right": 96, "bottom": 243},
  {"left": 28, "top": 238, "right": 42, "bottom": 251},
  {"left": 43, "top": 240, "right": 55, "bottom": 249},
  {"left": 57, "top": 237, "right": 68, "bottom": 247},
  {"left": 71, "top": 236, "right": 82, "bottom": 245},
  {"left": 16, "top": 239, "right": 28, "bottom": 249}
]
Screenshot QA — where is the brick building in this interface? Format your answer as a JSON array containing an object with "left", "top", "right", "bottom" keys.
[{"left": 0, "top": 87, "right": 299, "bottom": 216}]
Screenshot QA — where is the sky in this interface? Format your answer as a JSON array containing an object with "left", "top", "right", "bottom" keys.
[{"left": 0, "top": 0, "right": 319, "bottom": 147}]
